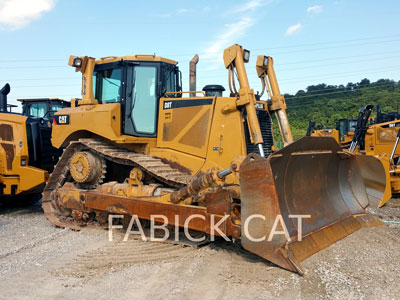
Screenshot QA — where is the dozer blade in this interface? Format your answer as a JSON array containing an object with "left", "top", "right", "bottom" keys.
[{"left": 239, "top": 136, "right": 384, "bottom": 274}]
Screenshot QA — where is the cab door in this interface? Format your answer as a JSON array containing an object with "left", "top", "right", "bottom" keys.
[{"left": 124, "top": 64, "right": 159, "bottom": 137}]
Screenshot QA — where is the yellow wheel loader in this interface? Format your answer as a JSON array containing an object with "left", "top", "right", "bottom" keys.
[
  {"left": 43, "top": 44, "right": 385, "bottom": 274},
  {"left": 0, "top": 84, "right": 69, "bottom": 203}
]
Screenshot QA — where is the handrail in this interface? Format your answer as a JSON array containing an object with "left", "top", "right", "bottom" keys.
[{"left": 164, "top": 91, "right": 206, "bottom": 97}]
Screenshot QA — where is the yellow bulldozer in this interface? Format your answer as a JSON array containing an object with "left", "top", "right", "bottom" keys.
[
  {"left": 345, "top": 104, "right": 400, "bottom": 207},
  {"left": 307, "top": 105, "right": 400, "bottom": 208},
  {"left": 43, "top": 44, "right": 386, "bottom": 274},
  {"left": 307, "top": 105, "right": 399, "bottom": 148},
  {"left": 307, "top": 118, "right": 358, "bottom": 147},
  {"left": 0, "top": 83, "right": 69, "bottom": 203}
]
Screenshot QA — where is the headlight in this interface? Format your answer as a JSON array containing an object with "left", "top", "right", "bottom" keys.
[
  {"left": 263, "top": 56, "right": 268, "bottom": 67},
  {"left": 72, "top": 57, "right": 82, "bottom": 68},
  {"left": 243, "top": 49, "right": 250, "bottom": 63}
]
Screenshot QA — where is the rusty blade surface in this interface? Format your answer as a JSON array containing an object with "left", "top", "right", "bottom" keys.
[
  {"left": 354, "top": 154, "right": 389, "bottom": 207},
  {"left": 239, "top": 137, "right": 384, "bottom": 273}
]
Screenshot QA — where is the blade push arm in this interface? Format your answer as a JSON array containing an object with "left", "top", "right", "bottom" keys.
[
  {"left": 223, "top": 44, "right": 265, "bottom": 157},
  {"left": 349, "top": 104, "right": 373, "bottom": 152},
  {"left": 256, "top": 55, "right": 293, "bottom": 146}
]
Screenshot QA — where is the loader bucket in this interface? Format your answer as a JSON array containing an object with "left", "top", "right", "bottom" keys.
[{"left": 239, "top": 136, "right": 384, "bottom": 274}]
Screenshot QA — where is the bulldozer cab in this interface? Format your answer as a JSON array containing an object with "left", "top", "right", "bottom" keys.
[
  {"left": 92, "top": 59, "right": 181, "bottom": 138},
  {"left": 375, "top": 104, "right": 400, "bottom": 124},
  {"left": 336, "top": 118, "right": 357, "bottom": 141},
  {"left": 19, "top": 98, "right": 70, "bottom": 120}
]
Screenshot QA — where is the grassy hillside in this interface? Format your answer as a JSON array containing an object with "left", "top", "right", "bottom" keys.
[{"left": 277, "top": 78, "right": 400, "bottom": 141}]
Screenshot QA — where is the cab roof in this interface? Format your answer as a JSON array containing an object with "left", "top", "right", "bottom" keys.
[
  {"left": 17, "top": 98, "right": 69, "bottom": 104},
  {"left": 370, "top": 119, "right": 400, "bottom": 128},
  {"left": 96, "top": 55, "right": 178, "bottom": 65}
]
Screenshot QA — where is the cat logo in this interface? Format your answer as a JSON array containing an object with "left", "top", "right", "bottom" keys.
[
  {"left": 254, "top": 102, "right": 265, "bottom": 110},
  {"left": 164, "top": 101, "right": 173, "bottom": 109},
  {"left": 54, "top": 115, "right": 70, "bottom": 125}
]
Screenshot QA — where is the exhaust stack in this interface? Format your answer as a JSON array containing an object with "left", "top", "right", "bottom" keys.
[
  {"left": 0, "top": 83, "right": 10, "bottom": 112},
  {"left": 189, "top": 55, "right": 199, "bottom": 97}
]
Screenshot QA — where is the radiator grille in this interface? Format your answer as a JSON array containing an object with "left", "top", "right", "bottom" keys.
[{"left": 244, "top": 110, "right": 274, "bottom": 156}]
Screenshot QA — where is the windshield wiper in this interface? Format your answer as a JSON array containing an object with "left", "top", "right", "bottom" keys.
[{"left": 127, "top": 69, "right": 137, "bottom": 130}]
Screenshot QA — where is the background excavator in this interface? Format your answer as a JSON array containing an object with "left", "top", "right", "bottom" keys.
[
  {"left": 0, "top": 83, "right": 69, "bottom": 202},
  {"left": 43, "top": 44, "right": 385, "bottom": 274}
]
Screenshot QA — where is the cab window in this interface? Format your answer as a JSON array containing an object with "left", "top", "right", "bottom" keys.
[
  {"left": 162, "top": 65, "right": 181, "bottom": 97},
  {"left": 46, "top": 104, "right": 64, "bottom": 118},
  {"left": 29, "top": 102, "right": 47, "bottom": 118},
  {"left": 165, "top": 69, "right": 176, "bottom": 93},
  {"left": 50, "top": 104, "right": 63, "bottom": 112},
  {"left": 338, "top": 120, "right": 348, "bottom": 141},
  {"left": 94, "top": 68, "right": 122, "bottom": 103},
  {"left": 349, "top": 120, "right": 357, "bottom": 132}
]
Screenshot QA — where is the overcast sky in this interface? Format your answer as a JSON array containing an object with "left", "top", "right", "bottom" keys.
[{"left": 0, "top": 0, "right": 399, "bottom": 109}]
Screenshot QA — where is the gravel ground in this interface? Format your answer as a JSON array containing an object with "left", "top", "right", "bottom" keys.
[{"left": 0, "top": 198, "right": 399, "bottom": 300}]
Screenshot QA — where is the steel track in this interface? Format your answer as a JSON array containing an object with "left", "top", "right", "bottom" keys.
[{"left": 42, "top": 138, "right": 192, "bottom": 229}]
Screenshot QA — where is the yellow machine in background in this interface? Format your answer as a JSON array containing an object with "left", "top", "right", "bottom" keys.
[
  {"left": 0, "top": 84, "right": 69, "bottom": 202},
  {"left": 309, "top": 104, "right": 400, "bottom": 207},
  {"left": 43, "top": 44, "right": 385, "bottom": 274},
  {"left": 347, "top": 106, "right": 400, "bottom": 207},
  {"left": 364, "top": 119, "right": 400, "bottom": 207},
  {"left": 308, "top": 105, "right": 399, "bottom": 149},
  {"left": 308, "top": 118, "right": 357, "bottom": 147}
]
